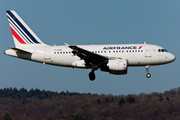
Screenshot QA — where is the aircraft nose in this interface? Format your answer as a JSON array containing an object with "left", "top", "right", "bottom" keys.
[{"left": 169, "top": 53, "right": 176, "bottom": 62}]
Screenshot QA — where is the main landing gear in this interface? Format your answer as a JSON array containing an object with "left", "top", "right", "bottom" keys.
[
  {"left": 145, "top": 65, "right": 151, "bottom": 78},
  {"left": 89, "top": 64, "right": 98, "bottom": 81},
  {"left": 89, "top": 71, "right": 95, "bottom": 81}
]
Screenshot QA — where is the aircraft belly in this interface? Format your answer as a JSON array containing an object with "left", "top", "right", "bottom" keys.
[
  {"left": 52, "top": 55, "right": 79, "bottom": 67},
  {"left": 128, "top": 56, "right": 154, "bottom": 66},
  {"left": 31, "top": 53, "right": 44, "bottom": 62}
]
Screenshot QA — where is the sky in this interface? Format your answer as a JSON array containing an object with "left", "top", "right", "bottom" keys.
[{"left": 0, "top": 1, "right": 179, "bottom": 95}]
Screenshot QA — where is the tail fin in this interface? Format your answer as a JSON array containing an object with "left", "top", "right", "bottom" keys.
[{"left": 6, "top": 10, "right": 47, "bottom": 48}]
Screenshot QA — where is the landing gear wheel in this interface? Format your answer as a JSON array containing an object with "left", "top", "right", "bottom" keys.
[
  {"left": 146, "top": 73, "right": 151, "bottom": 78},
  {"left": 145, "top": 65, "right": 151, "bottom": 78},
  {"left": 89, "top": 72, "right": 95, "bottom": 81}
]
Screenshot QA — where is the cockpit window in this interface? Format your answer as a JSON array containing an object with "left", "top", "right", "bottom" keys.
[
  {"left": 158, "top": 49, "right": 168, "bottom": 52},
  {"left": 164, "top": 49, "right": 168, "bottom": 52}
]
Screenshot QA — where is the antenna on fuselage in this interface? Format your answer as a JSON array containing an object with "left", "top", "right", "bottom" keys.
[{"left": 144, "top": 42, "right": 146, "bottom": 44}]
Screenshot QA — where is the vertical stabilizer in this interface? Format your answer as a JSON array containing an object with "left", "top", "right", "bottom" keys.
[{"left": 6, "top": 10, "right": 48, "bottom": 48}]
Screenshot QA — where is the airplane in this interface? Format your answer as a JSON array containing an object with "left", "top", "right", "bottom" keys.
[{"left": 4, "top": 10, "right": 176, "bottom": 81}]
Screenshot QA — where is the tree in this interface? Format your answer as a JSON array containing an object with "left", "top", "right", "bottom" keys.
[
  {"left": 166, "top": 97, "right": 170, "bottom": 101},
  {"left": 126, "top": 96, "right": 135, "bottom": 104},
  {"left": 159, "top": 96, "right": 163, "bottom": 102},
  {"left": 119, "top": 98, "right": 125, "bottom": 106},
  {"left": 4, "top": 113, "right": 11, "bottom": 120},
  {"left": 105, "top": 98, "right": 109, "bottom": 103},
  {"left": 97, "top": 98, "right": 101, "bottom": 105},
  {"left": 47, "top": 117, "right": 53, "bottom": 120},
  {"left": 22, "top": 97, "right": 28, "bottom": 104}
]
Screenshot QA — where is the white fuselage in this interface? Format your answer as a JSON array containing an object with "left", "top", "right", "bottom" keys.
[{"left": 5, "top": 44, "right": 175, "bottom": 68}]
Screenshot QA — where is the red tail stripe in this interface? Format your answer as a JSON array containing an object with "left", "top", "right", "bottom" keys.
[{"left": 10, "top": 27, "right": 26, "bottom": 44}]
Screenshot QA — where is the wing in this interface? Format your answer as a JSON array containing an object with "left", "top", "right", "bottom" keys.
[{"left": 66, "top": 43, "right": 108, "bottom": 65}]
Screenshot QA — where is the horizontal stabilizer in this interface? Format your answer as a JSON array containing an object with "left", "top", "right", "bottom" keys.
[{"left": 9, "top": 47, "right": 32, "bottom": 54}]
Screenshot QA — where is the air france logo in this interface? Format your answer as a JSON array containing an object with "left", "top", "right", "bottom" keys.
[
  {"left": 103, "top": 46, "right": 142, "bottom": 50},
  {"left": 138, "top": 46, "right": 142, "bottom": 49}
]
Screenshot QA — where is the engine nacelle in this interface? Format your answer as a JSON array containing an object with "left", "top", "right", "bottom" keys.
[{"left": 106, "top": 59, "right": 128, "bottom": 75}]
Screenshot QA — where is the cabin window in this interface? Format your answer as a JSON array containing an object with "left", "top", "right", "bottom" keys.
[
  {"left": 60, "top": 52, "right": 62, "bottom": 54},
  {"left": 109, "top": 51, "right": 111, "bottom": 53},
  {"left": 141, "top": 50, "right": 143, "bottom": 52},
  {"left": 138, "top": 50, "right": 140, "bottom": 52},
  {"left": 54, "top": 52, "right": 56, "bottom": 54},
  {"left": 104, "top": 51, "right": 106, "bottom": 53}
]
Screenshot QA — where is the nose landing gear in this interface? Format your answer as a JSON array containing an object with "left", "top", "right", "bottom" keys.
[{"left": 146, "top": 65, "right": 151, "bottom": 78}]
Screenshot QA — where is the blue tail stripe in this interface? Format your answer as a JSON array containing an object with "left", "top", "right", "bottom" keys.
[
  {"left": 6, "top": 11, "right": 40, "bottom": 44},
  {"left": 8, "top": 16, "right": 32, "bottom": 44}
]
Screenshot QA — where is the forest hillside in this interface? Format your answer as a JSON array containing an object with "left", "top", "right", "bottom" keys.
[{"left": 1, "top": 87, "right": 180, "bottom": 120}]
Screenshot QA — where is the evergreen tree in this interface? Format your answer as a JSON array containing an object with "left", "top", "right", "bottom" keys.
[
  {"left": 47, "top": 117, "right": 53, "bottom": 120},
  {"left": 4, "top": 113, "right": 11, "bottom": 120},
  {"left": 105, "top": 98, "right": 109, "bottom": 103},
  {"left": 159, "top": 96, "right": 163, "bottom": 102},
  {"left": 97, "top": 98, "right": 101, "bottom": 105},
  {"left": 126, "top": 96, "right": 135, "bottom": 104},
  {"left": 166, "top": 97, "right": 170, "bottom": 101},
  {"left": 119, "top": 98, "right": 125, "bottom": 106}
]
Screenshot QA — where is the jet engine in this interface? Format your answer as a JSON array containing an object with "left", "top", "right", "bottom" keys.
[{"left": 101, "top": 59, "right": 128, "bottom": 75}]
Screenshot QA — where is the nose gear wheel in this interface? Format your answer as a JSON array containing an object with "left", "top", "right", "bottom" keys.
[
  {"left": 145, "top": 65, "right": 151, "bottom": 78},
  {"left": 146, "top": 73, "right": 151, "bottom": 78}
]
